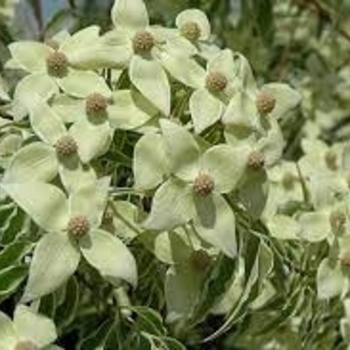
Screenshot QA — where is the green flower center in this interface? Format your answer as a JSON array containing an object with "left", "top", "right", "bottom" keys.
[
  {"left": 329, "top": 210, "right": 346, "bottom": 235},
  {"left": 55, "top": 135, "right": 78, "bottom": 156},
  {"left": 86, "top": 93, "right": 108, "bottom": 119},
  {"left": 132, "top": 30, "right": 155, "bottom": 54},
  {"left": 256, "top": 91, "right": 276, "bottom": 116},
  {"left": 324, "top": 150, "right": 338, "bottom": 170},
  {"left": 67, "top": 215, "right": 90, "bottom": 238},
  {"left": 180, "top": 21, "right": 201, "bottom": 42},
  {"left": 14, "top": 341, "right": 38, "bottom": 350},
  {"left": 190, "top": 249, "right": 211, "bottom": 271},
  {"left": 248, "top": 151, "right": 265, "bottom": 170},
  {"left": 193, "top": 173, "right": 215, "bottom": 196},
  {"left": 46, "top": 51, "right": 69, "bottom": 78},
  {"left": 206, "top": 71, "right": 228, "bottom": 93}
]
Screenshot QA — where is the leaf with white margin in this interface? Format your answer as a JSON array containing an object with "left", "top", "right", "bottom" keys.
[
  {"left": 1, "top": 183, "right": 69, "bottom": 232},
  {"left": 267, "top": 215, "right": 300, "bottom": 240},
  {"left": 111, "top": 0, "right": 149, "bottom": 31},
  {"left": 69, "top": 118, "right": 113, "bottom": 163},
  {"left": 12, "top": 74, "right": 59, "bottom": 121},
  {"left": 3, "top": 142, "right": 58, "bottom": 184},
  {"left": 165, "top": 265, "right": 202, "bottom": 323},
  {"left": 262, "top": 83, "right": 301, "bottom": 120},
  {"left": 199, "top": 144, "right": 249, "bottom": 193},
  {"left": 161, "top": 54, "right": 205, "bottom": 89},
  {"left": 0, "top": 75, "right": 10, "bottom": 102},
  {"left": 29, "top": 98, "right": 67, "bottom": 145},
  {"left": 143, "top": 179, "right": 194, "bottom": 231},
  {"left": 14, "top": 305, "right": 57, "bottom": 347},
  {"left": 108, "top": 90, "right": 158, "bottom": 130},
  {"left": 0, "top": 311, "right": 18, "bottom": 350},
  {"left": 69, "top": 177, "right": 110, "bottom": 227},
  {"left": 80, "top": 229, "right": 137, "bottom": 287},
  {"left": 8, "top": 41, "right": 51, "bottom": 73},
  {"left": 22, "top": 232, "right": 80, "bottom": 302},
  {"left": 176, "top": 9, "right": 210, "bottom": 40},
  {"left": 133, "top": 133, "right": 168, "bottom": 191},
  {"left": 193, "top": 193, "right": 237, "bottom": 258},
  {"left": 317, "top": 258, "right": 346, "bottom": 300},
  {"left": 58, "top": 70, "right": 112, "bottom": 99},
  {"left": 190, "top": 89, "right": 224, "bottom": 134},
  {"left": 129, "top": 55, "right": 170, "bottom": 116},
  {"left": 160, "top": 119, "right": 200, "bottom": 181},
  {"left": 298, "top": 212, "right": 331, "bottom": 242}
]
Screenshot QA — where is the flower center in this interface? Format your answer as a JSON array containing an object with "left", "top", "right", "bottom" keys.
[
  {"left": 86, "top": 93, "right": 108, "bottom": 119},
  {"left": 248, "top": 151, "right": 265, "bottom": 170},
  {"left": 256, "top": 91, "right": 276, "bottom": 116},
  {"left": 193, "top": 173, "right": 215, "bottom": 196},
  {"left": 55, "top": 135, "right": 78, "bottom": 156},
  {"left": 206, "top": 71, "right": 228, "bottom": 93},
  {"left": 46, "top": 51, "right": 68, "bottom": 78},
  {"left": 67, "top": 215, "right": 90, "bottom": 238},
  {"left": 329, "top": 210, "right": 346, "bottom": 235},
  {"left": 190, "top": 249, "right": 211, "bottom": 271},
  {"left": 180, "top": 21, "right": 201, "bottom": 42},
  {"left": 14, "top": 341, "right": 38, "bottom": 350},
  {"left": 132, "top": 30, "right": 155, "bottom": 54},
  {"left": 324, "top": 150, "right": 337, "bottom": 170}
]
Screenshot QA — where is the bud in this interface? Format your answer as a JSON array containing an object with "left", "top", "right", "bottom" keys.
[
  {"left": 190, "top": 249, "right": 211, "bottom": 271},
  {"left": 281, "top": 171, "right": 295, "bottom": 190},
  {"left": 256, "top": 91, "right": 276, "bottom": 116},
  {"left": 329, "top": 210, "right": 347, "bottom": 235},
  {"left": 14, "top": 341, "right": 38, "bottom": 350},
  {"left": 193, "top": 173, "right": 215, "bottom": 196},
  {"left": 324, "top": 150, "right": 337, "bottom": 170},
  {"left": 248, "top": 151, "right": 265, "bottom": 170},
  {"left": 46, "top": 51, "right": 68, "bottom": 78},
  {"left": 55, "top": 135, "right": 78, "bottom": 156},
  {"left": 180, "top": 22, "right": 201, "bottom": 42},
  {"left": 206, "top": 71, "right": 228, "bottom": 93},
  {"left": 67, "top": 215, "right": 90, "bottom": 238},
  {"left": 132, "top": 30, "right": 155, "bottom": 54},
  {"left": 86, "top": 93, "right": 108, "bottom": 119}
]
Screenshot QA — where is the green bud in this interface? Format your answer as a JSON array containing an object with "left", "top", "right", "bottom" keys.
[
  {"left": 190, "top": 249, "right": 211, "bottom": 271},
  {"left": 248, "top": 151, "right": 265, "bottom": 171}
]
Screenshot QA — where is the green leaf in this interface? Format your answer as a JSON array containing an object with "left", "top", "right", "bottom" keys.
[
  {"left": 199, "top": 144, "right": 249, "bottom": 193},
  {"left": 160, "top": 119, "right": 200, "bottom": 181},
  {"left": 1, "top": 208, "right": 26, "bottom": 245},
  {"left": 79, "top": 229, "right": 137, "bottom": 287},
  {"left": 194, "top": 193, "right": 237, "bottom": 258},
  {"left": 129, "top": 55, "right": 170, "bottom": 116},
  {"left": 111, "top": 0, "right": 149, "bottom": 31},
  {"left": 0, "top": 265, "right": 28, "bottom": 304},
  {"left": 22, "top": 232, "right": 80, "bottom": 302},
  {"left": 13, "top": 305, "right": 57, "bottom": 347},
  {"left": 133, "top": 133, "right": 168, "bottom": 191},
  {"left": 0, "top": 242, "right": 33, "bottom": 269},
  {"left": 3, "top": 142, "right": 58, "bottom": 184},
  {"left": 143, "top": 179, "right": 194, "bottom": 231},
  {"left": 1, "top": 183, "right": 69, "bottom": 232},
  {"left": 190, "top": 88, "right": 224, "bottom": 134}
]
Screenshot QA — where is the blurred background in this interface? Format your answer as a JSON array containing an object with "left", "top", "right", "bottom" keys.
[{"left": 1, "top": 1, "right": 350, "bottom": 348}]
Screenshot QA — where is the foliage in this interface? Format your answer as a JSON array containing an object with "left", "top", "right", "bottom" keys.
[{"left": 0, "top": 0, "right": 349, "bottom": 349}]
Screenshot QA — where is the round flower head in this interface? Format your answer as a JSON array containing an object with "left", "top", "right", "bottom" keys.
[
  {"left": 86, "top": 93, "right": 108, "bottom": 119},
  {"left": 340, "top": 251, "right": 350, "bottom": 267},
  {"left": 324, "top": 150, "right": 338, "bottom": 170},
  {"left": 248, "top": 151, "right": 265, "bottom": 170},
  {"left": 14, "top": 341, "right": 38, "bottom": 350},
  {"left": 180, "top": 21, "right": 201, "bottom": 42},
  {"left": 256, "top": 91, "right": 276, "bottom": 116},
  {"left": 206, "top": 71, "right": 228, "bottom": 93},
  {"left": 68, "top": 215, "right": 90, "bottom": 238},
  {"left": 190, "top": 249, "right": 211, "bottom": 271},
  {"left": 46, "top": 51, "right": 69, "bottom": 78},
  {"left": 132, "top": 30, "right": 155, "bottom": 54},
  {"left": 193, "top": 173, "right": 215, "bottom": 196},
  {"left": 55, "top": 135, "right": 78, "bottom": 156}
]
